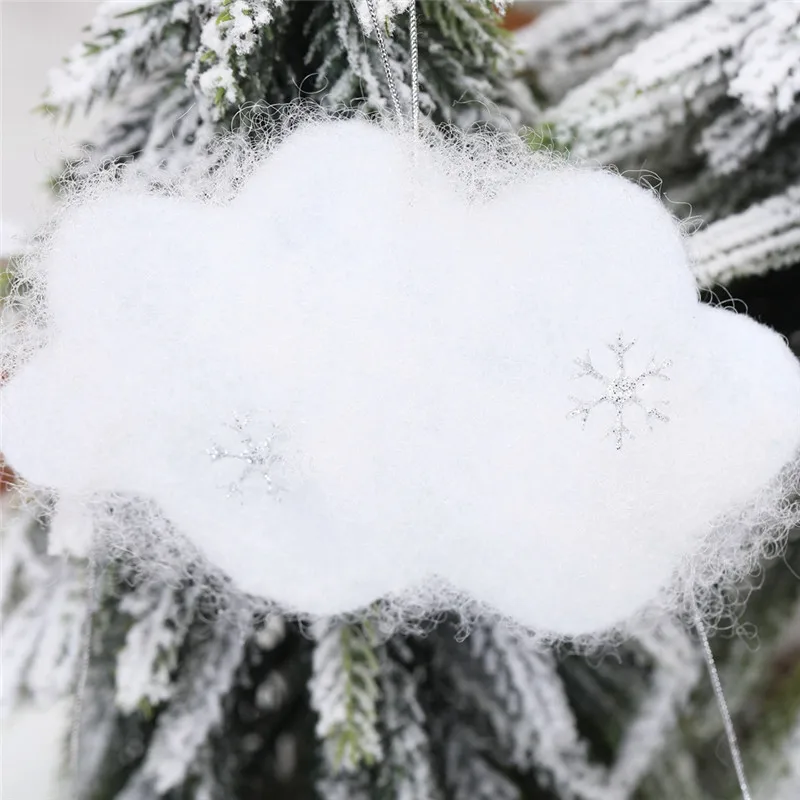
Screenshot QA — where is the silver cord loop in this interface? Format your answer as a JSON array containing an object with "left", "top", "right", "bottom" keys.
[
  {"left": 695, "top": 605, "right": 752, "bottom": 800},
  {"left": 363, "top": 0, "right": 404, "bottom": 124},
  {"left": 408, "top": 1, "right": 419, "bottom": 135},
  {"left": 360, "top": 0, "right": 420, "bottom": 132}
]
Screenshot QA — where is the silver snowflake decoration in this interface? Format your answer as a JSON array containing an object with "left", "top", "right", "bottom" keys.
[
  {"left": 568, "top": 334, "right": 672, "bottom": 450},
  {"left": 208, "top": 413, "right": 284, "bottom": 498}
]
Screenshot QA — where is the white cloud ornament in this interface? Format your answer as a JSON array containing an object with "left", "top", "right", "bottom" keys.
[{"left": 3, "top": 119, "right": 800, "bottom": 638}]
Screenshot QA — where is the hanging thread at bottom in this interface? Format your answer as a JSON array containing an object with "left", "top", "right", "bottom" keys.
[{"left": 694, "top": 605, "right": 753, "bottom": 800}]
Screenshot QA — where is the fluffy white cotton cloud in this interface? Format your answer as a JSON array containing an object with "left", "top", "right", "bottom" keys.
[{"left": 3, "top": 118, "right": 800, "bottom": 638}]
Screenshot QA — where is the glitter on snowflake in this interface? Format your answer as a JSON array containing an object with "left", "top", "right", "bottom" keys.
[
  {"left": 208, "top": 414, "right": 284, "bottom": 498},
  {"left": 569, "top": 335, "right": 672, "bottom": 449}
]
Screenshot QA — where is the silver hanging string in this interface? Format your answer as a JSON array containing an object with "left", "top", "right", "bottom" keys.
[
  {"left": 408, "top": 1, "right": 419, "bottom": 136},
  {"left": 694, "top": 604, "right": 752, "bottom": 800},
  {"left": 359, "top": 0, "right": 420, "bottom": 131},
  {"left": 70, "top": 538, "right": 99, "bottom": 795},
  {"left": 362, "top": 0, "right": 404, "bottom": 124}
]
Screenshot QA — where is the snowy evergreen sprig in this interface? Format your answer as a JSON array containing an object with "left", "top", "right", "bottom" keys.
[
  {"left": 0, "top": 506, "right": 89, "bottom": 717},
  {"left": 544, "top": 1, "right": 748, "bottom": 165},
  {"left": 437, "top": 720, "right": 521, "bottom": 800},
  {"left": 46, "top": 0, "right": 207, "bottom": 172},
  {"left": 116, "top": 605, "right": 250, "bottom": 797},
  {"left": 431, "top": 622, "right": 704, "bottom": 800},
  {"left": 46, "top": 0, "right": 532, "bottom": 173},
  {"left": 690, "top": 183, "right": 800, "bottom": 286},
  {"left": 435, "top": 625, "right": 608, "bottom": 797},
  {"left": 607, "top": 624, "right": 701, "bottom": 795},
  {"left": 311, "top": 621, "right": 383, "bottom": 774},
  {"left": 528, "top": 0, "right": 800, "bottom": 223},
  {"left": 728, "top": 1, "right": 800, "bottom": 121},
  {"left": 377, "top": 642, "right": 443, "bottom": 800},
  {"left": 316, "top": 769, "right": 373, "bottom": 800},
  {"left": 519, "top": 0, "right": 705, "bottom": 104},
  {"left": 188, "top": 0, "right": 283, "bottom": 112},
  {"left": 114, "top": 581, "right": 199, "bottom": 714}
]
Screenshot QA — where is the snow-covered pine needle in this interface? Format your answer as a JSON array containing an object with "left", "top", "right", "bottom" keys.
[{"left": 311, "top": 620, "right": 383, "bottom": 773}]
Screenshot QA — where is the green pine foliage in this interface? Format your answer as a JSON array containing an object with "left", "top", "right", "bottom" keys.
[
  {"left": 311, "top": 621, "right": 383, "bottom": 775},
  {"left": 46, "top": 0, "right": 533, "bottom": 173}
]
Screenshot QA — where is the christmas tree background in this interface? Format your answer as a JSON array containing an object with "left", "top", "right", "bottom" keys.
[{"left": 1, "top": 2, "right": 799, "bottom": 799}]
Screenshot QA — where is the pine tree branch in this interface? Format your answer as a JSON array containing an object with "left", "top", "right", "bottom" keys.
[
  {"left": 519, "top": 0, "right": 706, "bottom": 104},
  {"left": 689, "top": 184, "right": 800, "bottom": 286},
  {"left": 117, "top": 606, "right": 249, "bottom": 796},
  {"left": 310, "top": 620, "right": 383, "bottom": 775},
  {"left": 114, "top": 581, "right": 199, "bottom": 714},
  {"left": 0, "top": 508, "right": 88, "bottom": 716},
  {"left": 378, "top": 641, "right": 444, "bottom": 800}
]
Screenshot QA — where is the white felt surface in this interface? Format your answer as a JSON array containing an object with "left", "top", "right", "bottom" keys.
[{"left": 4, "top": 120, "right": 800, "bottom": 636}]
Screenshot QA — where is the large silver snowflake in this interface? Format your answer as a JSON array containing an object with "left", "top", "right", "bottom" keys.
[
  {"left": 568, "top": 335, "right": 672, "bottom": 450},
  {"left": 208, "top": 413, "right": 284, "bottom": 498}
]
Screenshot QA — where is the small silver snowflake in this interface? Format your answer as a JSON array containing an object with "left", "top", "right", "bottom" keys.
[
  {"left": 208, "top": 413, "right": 284, "bottom": 498},
  {"left": 568, "top": 334, "right": 672, "bottom": 450}
]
